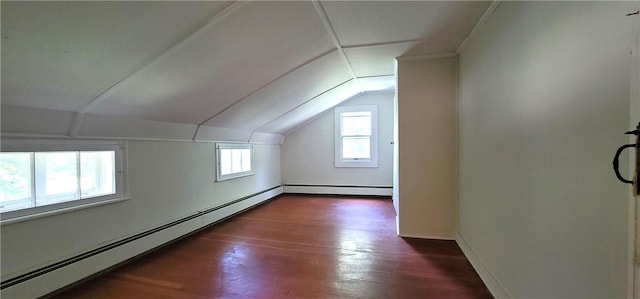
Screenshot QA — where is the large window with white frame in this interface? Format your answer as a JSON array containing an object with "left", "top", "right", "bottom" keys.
[
  {"left": 216, "top": 143, "right": 254, "bottom": 181},
  {"left": 0, "top": 139, "right": 126, "bottom": 221},
  {"left": 335, "top": 105, "right": 378, "bottom": 168}
]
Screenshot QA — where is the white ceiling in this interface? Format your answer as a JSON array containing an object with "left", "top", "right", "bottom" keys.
[{"left": 1, "top": 1, "right": 490, "bottom": 138}]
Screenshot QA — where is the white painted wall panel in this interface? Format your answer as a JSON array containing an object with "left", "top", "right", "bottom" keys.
[
  {"left": 282, "top": 92, "right": 393, "bottom": 188},
  {"left": 396, "top": 57, "right": 457, "bottom": 240},
  {"left": 458, "top": 2, "right": 636, "bottom": 297},
  {"left": 0, "top": 141, "right": 281, "bottom": 291}
]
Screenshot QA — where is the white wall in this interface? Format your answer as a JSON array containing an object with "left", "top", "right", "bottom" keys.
[
  {"left": 395, "top": 56, "right": 458, "bottom": 239},
  {"left": 281, "top": 92, "right": 394, "bottom": 192},
  {"left": 0, "top": 140, "right": 281, "bottom": 296},
  {"left": 458, "top": 2, "right": 637, "bottom": 298}
]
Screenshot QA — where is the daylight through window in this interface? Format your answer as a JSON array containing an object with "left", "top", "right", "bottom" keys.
[
  {"left": 335, "top": 105, "right": 378, "bottom": 168},
  {"left": 0, "top": 140, "right": 125, "bottom": 219},
  {"left": 216, "top": 143, "right": 254, "bottom": 181}
]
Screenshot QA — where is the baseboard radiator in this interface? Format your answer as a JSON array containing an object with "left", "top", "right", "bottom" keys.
[
  {"left": 0, "top": 186, "right": 283, "bottom": 298},
  {"left": 283, "top": 184, "right": 392, "bottom": 197}
]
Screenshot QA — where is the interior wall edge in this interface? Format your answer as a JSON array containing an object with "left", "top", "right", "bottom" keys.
[{"left": 456, "top": 233, "right": 512, "bottom": 299}]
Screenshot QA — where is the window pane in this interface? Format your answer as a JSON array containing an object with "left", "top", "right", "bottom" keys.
[
  {"left": 0, "top": 153, "right": 34, "bottom": 212},
  {"left": 342, "top": 112, "right": 371, "bottom": 136},
  {"left": 220, "top": 149, "right": 232, "bottom": 175},
  {"left": 241, "top": 149, "right": 251, "bottom": 172},
  {"left": 231, "top": 149, "right": 242, "bottom": 173},
  {"left": 80, "top": 151, "right": 115, "bottom": 198},
  {"left": 343, "top": 137, "right": 370, "bottom": 159},
  {"left": 35, "top": 152, "right": 78, "bottom": 206}
]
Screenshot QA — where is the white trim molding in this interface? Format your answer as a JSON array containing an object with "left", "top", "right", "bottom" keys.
[
  {"left": 396, "top": 52, "right": 457, "bottom": 62},
  {"left": 283, "top": 185, "right": 392, "bottom": 197},
  {"left": 456, "top": 233, "right": 512, "bottom": 299},
  {"left": 456, "top": 1, "right": 503, "bottom": 54}
]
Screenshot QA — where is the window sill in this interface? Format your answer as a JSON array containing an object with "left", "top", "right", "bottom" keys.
[
  {"left": 0, "top": 196, "right": 131, "bottom": 226},
  {"left": 335, "top": 160, "right": 379, "bottom": 168}
]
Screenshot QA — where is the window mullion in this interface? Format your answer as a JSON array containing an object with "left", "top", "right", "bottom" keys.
[
  {"left": 30, "top": 152, "right": 36, "bottom": 209},
  {"left": 76, "top": 151, "right": 81, "bottom": 200}
]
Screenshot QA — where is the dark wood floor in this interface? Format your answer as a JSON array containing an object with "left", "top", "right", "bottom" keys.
[{"left": 51, "top": 195, "right": 492, "bottom": 299}]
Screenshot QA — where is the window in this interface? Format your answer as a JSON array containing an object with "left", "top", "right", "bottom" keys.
[
  {"left": 1, "top": 139, "right": 126, "bottom": 220},
  {"left": 216, "top": 143, "right": 254, "bottom": 181},
  {"left": 335, "top": 105, "right": 378, "bottom": 167}
]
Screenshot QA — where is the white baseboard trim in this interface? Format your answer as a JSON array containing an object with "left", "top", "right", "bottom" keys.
[
  {"left": 456, "top": 233, "right": 511, "bottom": 299},
  {"left": 1, "top": 186, "right": 283, "bottom": 298},
  {"left": 283, "top": 185, "right": 392, "bottom": 196},
  {"left": 397, "top": 232, "right": 456, "bottom": 240}
]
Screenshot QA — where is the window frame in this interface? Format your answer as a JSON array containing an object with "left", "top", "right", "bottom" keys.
[
  {"left": 1, "top": 138, "right": 128, "bottom": 223},
  {"left": 335, "top": 105, "right": 379, "bottom": 168},
  {"left": 215, "top": 143, "right": 254, "bottom": 182}
]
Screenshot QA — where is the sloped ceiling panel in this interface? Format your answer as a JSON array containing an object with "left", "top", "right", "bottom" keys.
[
  {"left": 78, "top": 113, "right": 198, "bottom": 142},
  {"left": 322, "top": 1, "right": 490, "bottom": 50},
  {"left": 345, "top": 42, "right": 416, "bottom": 77},
  {"left": 359, "top": 76, "right": 396, "bottom": 92},
  {"left": 1, "top": 105, "right": 75, "bottom": 137},
  {"left": 203, "top": 50, "right": 351, "bottom": 131},
  {"left": 87, "top": 1, "right": 336, "bottom": 125},
  {"left": 0, "top": 1, "right": 233, "bottom": 111},
  {"left": 258, "top": 80, "right": 362, "bottom": 134}
]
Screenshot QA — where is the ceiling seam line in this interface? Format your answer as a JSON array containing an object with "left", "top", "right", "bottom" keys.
[
  {"left": 196, "top": 48, "right": 338, "bottom": 126},
  {"left": 254, "top": 78, "right": 354, "bottom": 133},
  {"left": 342, "top": 39, "right": 422, "bottom": 50},
  {"left": 76, "top": 1, "right": 249, "bottom": 114},
  {"left": 357, "top": 74, "right": 395, "bottom": 79},
  {"left": 456, "top": 1, "right": 502, "bottom": 54},
  {"left": 68, "top": 112, "right": 85, "bottom": 137},
  {"left": 312, "top": 0, "right": 364, "bottom": 94},
  {"left": 192, "top": 125, "right": 201, "bottom": 142}
]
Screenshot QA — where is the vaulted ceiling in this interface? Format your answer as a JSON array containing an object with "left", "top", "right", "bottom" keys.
[{"left": 1, "top": 1, "right": 490, "bottom": 143}]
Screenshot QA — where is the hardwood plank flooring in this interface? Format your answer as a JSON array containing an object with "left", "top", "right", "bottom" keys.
[{"left": 50, "top": 195, "right": 493, "bottom": 299}]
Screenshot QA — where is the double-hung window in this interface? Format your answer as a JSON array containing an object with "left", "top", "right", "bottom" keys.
[
  {"left": 335, "top": 105, "right": 378, "bottom": 167},
  {"left": 216, "top": 143, "right": 254, "bottom": 181},
  {"left": 0, "top": 139, "right": 127, "bottom": 222}
]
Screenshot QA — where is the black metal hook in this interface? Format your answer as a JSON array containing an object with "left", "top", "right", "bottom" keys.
[
  {"left": 613, "top": 123, "right": 639, "bottom": 185},
  {"left": 613, "top": 144, "right": 636, "bottom": 184}
]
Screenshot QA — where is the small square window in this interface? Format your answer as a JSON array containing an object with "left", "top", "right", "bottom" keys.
[{"left": 216, "top": 143, "right": 254, "bottom": 181}]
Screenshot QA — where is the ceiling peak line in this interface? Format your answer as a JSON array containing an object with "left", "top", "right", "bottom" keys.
[
  {"left": 254, "top": 78, "right": 357, "bottom": 133},
  {"left": 197, "top": 48, "right": 338, "bottom": 126},
  {"left": 342, "top": 39, "right": 421, "bottom": 50},
  {"left": 312, "top": 0, "right": 364, "bottom": 94},
  {"left": 77, "top": 1, "right": 249, "bottom": 114}
]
